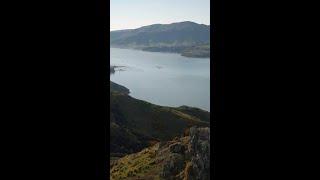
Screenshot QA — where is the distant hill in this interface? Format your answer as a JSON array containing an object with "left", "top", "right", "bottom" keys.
[{"left": 110, "top": 21, "right": 210, "bottom": 58}]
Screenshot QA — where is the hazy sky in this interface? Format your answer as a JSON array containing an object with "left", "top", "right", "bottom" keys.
[{"left": 110, "top": 0, "right": 210, "bottom": 31}]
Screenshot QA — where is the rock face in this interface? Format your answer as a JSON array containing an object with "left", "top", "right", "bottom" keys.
[
  {"left": 110, "top": 126, "right": 211, "bottom": 180},
  {"left": 186, "top": 128, "right": 210, "bottom": 180},
  {"left": 160, "top": 127, "right": 210, "bottom": 180}
]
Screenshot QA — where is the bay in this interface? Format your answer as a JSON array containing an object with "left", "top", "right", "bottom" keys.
[{"left": 110, "top": 48, "right": 210, "bottom": 111}]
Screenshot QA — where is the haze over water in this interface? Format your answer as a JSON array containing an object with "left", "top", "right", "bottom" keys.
[{"left": 110, "top": 48, "right": 210, "bottom": 111}]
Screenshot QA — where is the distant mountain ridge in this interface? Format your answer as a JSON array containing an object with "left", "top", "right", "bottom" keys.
[{"left": 110, "top": 21, "right": 210, "bottom": 58}]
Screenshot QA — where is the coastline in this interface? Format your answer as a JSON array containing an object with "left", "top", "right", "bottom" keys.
[
  {"left": 110, "top": 46, "right": 210, "bottom": 58},
  {"left": 110, "top": 80, "right": 209, "bottom": 113}
]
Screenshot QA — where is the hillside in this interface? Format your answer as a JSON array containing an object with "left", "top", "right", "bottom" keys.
[
  {"left": 110, "top": 127, "right": 210, "bottom": 180},
  {"left": 110, "top": 21, "right": 210, "bottom": 58},
  {"left": 110, "top": 81, "right": 129, "bottom": 95},
  {"left": 110, "top": 90, "right": 210, "bottom": 158},
  {"left": 175, "top": 106, "right": 210, "bottom": 122}
]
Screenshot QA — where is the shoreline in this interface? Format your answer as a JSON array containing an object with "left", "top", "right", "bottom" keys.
[
  {"left": 110, "top": 80, "right": 210, "bottom": 113},
  {"left": 110, "top": 46, "right": 210, "bottom": 59}
]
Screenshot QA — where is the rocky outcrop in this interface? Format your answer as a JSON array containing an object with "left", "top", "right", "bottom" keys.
[
  {"left": 169, "top": 142, "right": 185, "bottom": 154},
  {"left": 110, "top": 126, "right": 211, "bottom": 180},
  {"left": 160, "top": 127, "right": 210, "bottom": 180},
  {"left": 186, "top": 127, "right": 210, "bottom": 180}
]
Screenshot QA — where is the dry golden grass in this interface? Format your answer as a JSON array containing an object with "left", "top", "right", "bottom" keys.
[{"left": 110, "top": 144, "right": 162, "bottom": 180}]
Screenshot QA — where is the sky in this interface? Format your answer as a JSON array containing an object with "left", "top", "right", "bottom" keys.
[{"left": 110, "top": 0, "right": 210, "bottom": 31}]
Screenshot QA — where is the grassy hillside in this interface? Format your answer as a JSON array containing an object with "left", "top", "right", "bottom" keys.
[
  {"left": 175, "top": 105, "right": 210, "bottom": 122},
  {"left": 110, "top": 127, "right": 210, "bottom": 180},
  {"left": 110, "top": 91, "right": 210, "bottom": 157}
]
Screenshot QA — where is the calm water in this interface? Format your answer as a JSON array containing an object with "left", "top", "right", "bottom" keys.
[{"left": 110, "top": 48, "right": 210, "bottom": 111}]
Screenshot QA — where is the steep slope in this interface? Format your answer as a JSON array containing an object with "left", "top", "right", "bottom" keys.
[
  {"left": 110, "top": 91, "right": 210, "bottom": 157},
  {"left": 110, "top": 21, "right": 210, "bottom": 58},
  {"left": 110, "top": 127, "right": 210, "bottom": 180}
]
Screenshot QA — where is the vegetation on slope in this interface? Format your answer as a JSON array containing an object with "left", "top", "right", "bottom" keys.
[
  {"left": 175, "top": 105, "right": 210, "bottom": 122},
  {"left": 110, "top": 127, "right": 210, "bottom": 180},
  {"left": 110, "top": 91, "right": 210, "bottom": 157}
]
